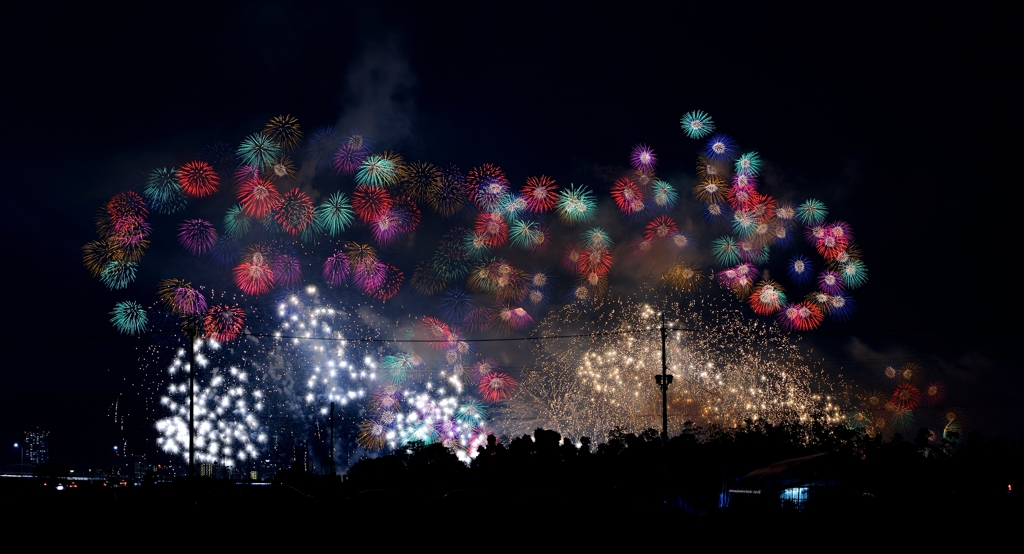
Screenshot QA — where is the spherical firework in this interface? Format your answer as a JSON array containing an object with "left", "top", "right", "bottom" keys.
[
  {"left": 401, "top": 160, "right": 438, "bottom": 203},
  {"left": 610, "top": 177, "right": 645, "bottom": 215},
  {"left": 83, "top": 239, "right": 121, "bottom": 278},
  {"left": 210, "top": 236, "right": 242, "bottom": 268},
  {"left": 662, "top": 263, "right": 704, "bottom": 293},
  {"left": 479, "top": 372, "right": 516, "bottom": 402},
  {"left": 199, "top": 141, "right": 237, "bottom": 173},
  {"left": 356, "top": 152, "right": 403, "bottom": 188},
  {"left": 787, "top": 255, "right": 814, "bottom": 286},
  {"left": 890, "top": 383, "right": 921, "bottom": 411},
  {"left": 176, "top": 161, "right": 220, "bottom": 198},
  {"left": 630, "top": 144, "right": 657, "bottom": 173},
  {"left": 923, "top": 382, "right": 946, "bottom": 406},
  {"left": 651, "top": 180, "right": 678, "bottom": 211},
  {"left": 428, "top": 164, "right": 469, "bottom": 217},
  {"left": 797, "top": 199, "right": 828, "bottom": 225},
  {"left": 410, "top": 261, "right": 446, "bottom": 295},
  {"left": 826, "top": 293, "right": 855, "bottom": 320},
  {"left": 158, "top": 278, "right": 207, "bottom": 316},
  {"left": 522, "top": 175, "right": 558, "bottom": 213},
  {"left": 463, "top": 306, "right": 494, "bottom": 332},
  {"left": 223, "top": 205, "right": 253, "bottom": 239},
  {"left": 370, "top": 265, "right": 404, "bottom": 301},
  {"left": 467, "top": 163, "right": 510, "bottom": 211},
  {"left": 731, "top": 209, "right": 759, "bottom": 238},
  {"left": 262, "top": 114, "right": 302, "bottom": 152},
  {"left": 777, "top": 302, "right": 824, "bottom": 331},
  {"left": 234, "top": 253, "right": 274, "bottom": 296},
  {"left": 645, "top": 216, "right": 678, "bottom": 242},
  {"left": 100, "top": 260, "right": 137, "bottom": 290},
  {"left": 440, "top": 287, "right": 473, "bottom": 323},
  {"left": 475, "top": 211, "right": 508, "bottom": 248},
  {"left": 352, "top": 184, "right": 393, "bottom": 223},
  {"left": 272, "top": 188, "right": 315, "bottom": 236},
  {"left": 581, "top": 227, "right": 613, "bottom": 250},
  {"left": 718, "top": 263, "right": 760, "bottom": 295},
  {"left": 556, "top": 184, "right": 596, "bottom": 225},
  {"left": 705, "top": 133, "right": 737, "bottom": 163},
  {"left": 110, "top": 301, "right": 148, "bottom": 335},
  {"left": 107, "top": 190, "right": 148, "bottom": 222},
  {"left": 272, "top": 253, "right": 302, "bottom": 288},
  {"left": 693, "top": 177, "right": 727, "bottom": 204},
  {"left": 204, "top": 304, "right": 246, "bottom": 342},
  {"left": 264, "top": 155, "right": 297, "bottom": 181},
  {"left": 237, "top": 177, "right": 281, "bottom": 219},
  {"left": 144, "top": 168, "right": 187, "bottom": 215},
  {"left": 353, "top": 260, "right": 387, "bottom": 294},
  {"left": 680, "top": 110, "right": 715, "bottom": 139},
  {"left": 313, "top": 191, "right": 354, "bottom": 236},
  {"left": 358, "top": 419, "right": 389, "bottom": 449},
  {"left": 332, "top": 142, "right": 367, "bottom": 175},
  {"left": 817, "top": 270, "right": 845, "bottom": 295},
  {"left": 236, "top": 133, "right": 281, "bottom": 170},
  {"left": 233, "top": 165, "right": 260, "bottom": 187},
  {"left": 734, "top": 152, "right": 762, "bottom": 176},
  {"left": 839, "top": 259, "right": 868, "bottom": 289},
  {"left": 306, "top": 126, "right": 341, "bottom": 170},
  {"left": 703, "top": 202, "right": 728, "bottom": 222},
  {"left": 176, "top": 219, "right": 217, "bottom": 256},
  {"left": 748, "top": 280, "right": 787, "bottom": 316},
  {"left": 578, "top": 248, "right": 613, "bottom": 276},
  {"left": 509, "top": 219, "right": 543, "bottom": 250},
  {"left": 322, "top": 251, "right": 350, "bottom": 286}
]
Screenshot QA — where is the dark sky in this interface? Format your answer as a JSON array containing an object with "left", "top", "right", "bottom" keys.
[{"left": 2, "top": 2, "right": 1021, "bottom": 465}]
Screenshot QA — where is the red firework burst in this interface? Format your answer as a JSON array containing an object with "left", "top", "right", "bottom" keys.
[
  {"left": 467, "top": 163, "right": 509, "bottom": 211},
  {"left": 370, "top": 264, "right": 404, "bottom": 301},
  {"left": 475, "top": 211, "right": 508, "bottom": 248},
  {"left": 107, "top": 191, "right": 148, "bottom": 221},
  {"left": 610, "top": 177, "right": 645, "bottom": 214},
  {"left": 644, "top": 216, "right": 678, "bottom": 242},
  {"left": 176, "top": 161, "right": 220, "bottom": 198},
  {"left": 522, "top": 175, "right": 558, "bottom": 213},
  {"left": 419, "top": 317, "right": 451, "bottom": 347},
  {"left": 560, "top": 243, "right": 584, "bottom": 274},
  {"left": 238, "top": 177, "right": 281, "bottom": 218},
  {"left": 352, "top": 184, "right": 393, "bottom": 223},
  {"left": 891, "top": 383, "right": 922, "bottom": 411},
  {"left": 273, "top": 188, "right": 315, "bottom": 235},
  {"left": 747, "top": 280, "right": 786, "bottom": 316},
  {"left": 479, "top": 372, "right": 517, "bottom": 402},
  {"left": 776, "top": 302, "right": 824, "bottom": 331},
  {"left": 578, "top": 248, "right": 613, "bottom": 276},
  {"left": 204, "top": 304, "right": 246, "bottom": 342},
  {"left": 234, "top": 251, "right": 274, "bottom": 295}
]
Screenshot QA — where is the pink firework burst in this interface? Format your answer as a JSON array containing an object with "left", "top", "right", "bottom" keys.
[
  {"left": 478, "top": 372, "right": 517, "bottom": 402},
  {"left": 467, "top": 163, "right": 509, "bottom": 211},
  {"left": 273, "top": 254, "right": 302, "bottom": 288},
  {"left": 630, "top": 144, "right": 657, "bottom": 173},
  {"left": 370, "top": 264, "right": 404, "bottom": 301},
  {"left": 177, "top": 219, "right": 218, "bottom": 256},
  {"left": 322, "top": 251, "right": 350, "bottom": 286}
]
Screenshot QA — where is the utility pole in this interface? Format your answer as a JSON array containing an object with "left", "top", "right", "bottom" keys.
[
  {"left": 329, "top": 401, "right": 336, "bottom": 478},
  {"left": 188, "top": 329, "right": 196, "bottom": 479},
  {"left": 654, "top": 311, "right": 675, "bottom": 441}
]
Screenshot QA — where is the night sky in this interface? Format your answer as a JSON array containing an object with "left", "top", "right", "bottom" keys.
[{"left": 2, "top": 2, "right": 1021, "bottom": 467}]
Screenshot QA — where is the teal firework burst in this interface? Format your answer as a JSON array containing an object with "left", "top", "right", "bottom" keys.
[
  {"left": 315, "top": 191, "right": 355, "bottom": 236},
  {"left": 462, "top": 231, "right": 491, "bottom": 261},
  {"left": 456, "top": 400, "right": 488, "bottom": 424},
  {"left": 555, "top": 184, "right": 596, "bottom": 226},
  {"left": 383, "top": 353, "right": 416, "bottom": 384},
  {"left": 680, "top": 110, "right": 715, "bottom": 139},
  {"left": 797, "top": 199, "right": 828, "bottom": 225},
  {"left": 732, "top": 209, "right": 758, "bottom": 237},
  {"left": 110, "top": 301, "right": 148, "bottom": 335},
  {"left": 711, "top": 236, "right": 741, "bottom": 266},
  {"left": 652, "top": 180, "right": 678, "bottom": 209},
  {"left": 581, "top": 227, "right": 612, "bottom": 250},
  {"left": 236, "top": 133, "right": 281, "bottom": 170},
  {"left": 734, "top": 152, "right": 762, "bottom": 176},
  {"left": 224, "top": 205, "right": 253, "bottom": 238},
  {"left": 840, "top": 259, "right": 868, "bottom": 288},
  {"left": 355, "top": 154, "right": 400, "bottom": 188},
  {"left": 500, "top": 193, "right": 529, "bottom": 221},
  {"left": 510, "top": 219, "right": 541, "bottom": 249},
  {"left": 100, "top": 261, "right": 138, "bottom": 290},
  {"left": 144, "top": 168, "right": 187, "bottom": 215}
]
